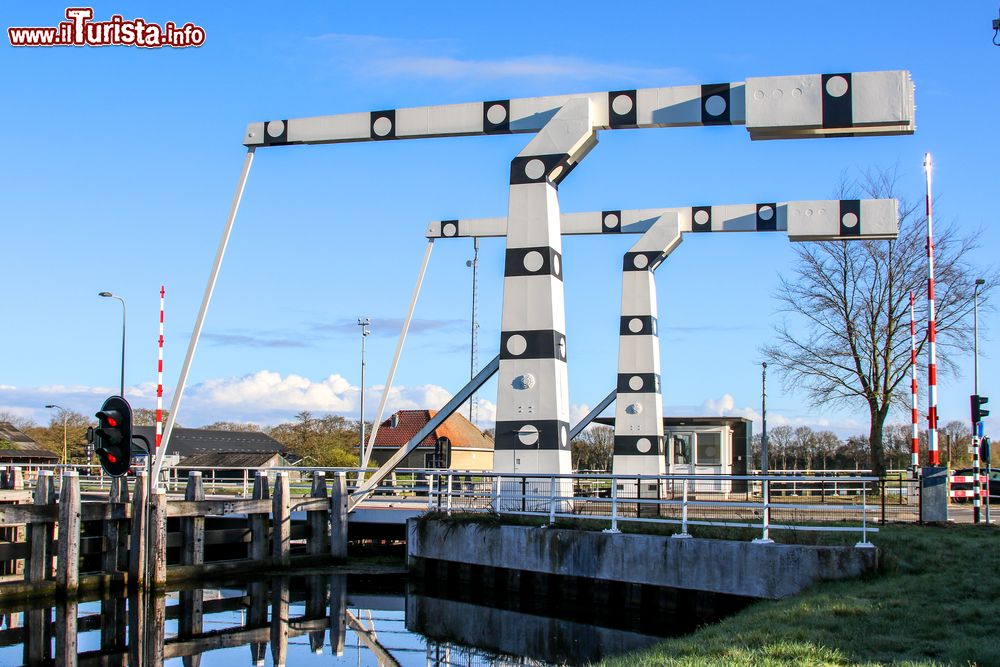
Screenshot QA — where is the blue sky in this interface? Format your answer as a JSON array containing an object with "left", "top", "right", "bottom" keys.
[{"left": 1, "top": 2, "right": 997, "bottom": 437}]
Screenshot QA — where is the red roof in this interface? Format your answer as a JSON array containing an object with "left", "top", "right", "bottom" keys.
[{"left": 372, "top": 410, "right": 493, "bottom": 450}]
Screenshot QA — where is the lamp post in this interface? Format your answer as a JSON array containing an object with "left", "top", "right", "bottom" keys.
[
  {"left": 974, "top": 278, "right": 987, "bottom": 522},
  {"left": 761, "top": 362, "right": 769, "bottom": 474},
  {"left": 98, "top": 292, "right": 127, "bottom": 397},
  {"left": 44, "top": 404, "right": 68, "bottom": 465},
  {"left": 358, "top": 318, "right": 371, "bottom": 463}
]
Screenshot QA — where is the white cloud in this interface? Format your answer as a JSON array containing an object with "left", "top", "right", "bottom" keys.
[
  {"left": 372, "top": 55, "right": 689, "bottom": 84},
  {"left": 311, "top": 33, "right": 691, "bottom": 85}
]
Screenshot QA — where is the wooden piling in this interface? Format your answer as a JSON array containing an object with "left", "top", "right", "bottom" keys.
[
  {"left": 330, "top": 472, "right": 348, "bottom": 560},
  {"left": 103, "top": 476, "right": 130, "bottom": 576},
  {"left": 272, "top": 472, "right": 290, "bottom": 566},
  {"left": 248, "top": 580, "right": 268, "bottom": 666},
  {"left": 182, "top": 472, "right": 206, "bottom": 566},
  {"left": 149, "top": 593, "right": 167, "bottom": 667},
  {"left": 128, "top": 592, "right": 145, "bottom": 667},
  {"left": 249, "top": 472, "right": 269, "bottom": 562},
  {"left": 149, "top": 488, "right": 168, "bottom": 589},
  {"left": 329, "top": 573, "right": 347, "bottom": 656},
  {"left": 55, "top": 599, "right": 79, "bottom": 667},
  {"left": 28, "top": 470, "right": 55, "bottom": 582},
  {"left": 270, "top": 577, "right": 289, "bottom": 667},
  {"left": 179, "top": 588, "right": 204, "bottom": 667},
  {"left": 129, "top": 472, "right": 149, "bottom": 588},
  {"left": 306, "top": 573, "right": 328, "bottom": 653},
  {"left": 56, "top": 471, "right": 80, "bottom": 594},
  {"left": 24, "top": 606, "right": 51, "bottom": 664},
  {"left": 308, "top": 472, "right": 329, "bottom": 556}
]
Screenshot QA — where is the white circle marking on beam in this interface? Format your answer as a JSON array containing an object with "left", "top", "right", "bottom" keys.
[
  {"left": 612, "top": 94, "right": 634, "bottom": 115},
  {"left": 486, "top": 103, "right": 507, "bottom": 125},
  {"left": 825, "top": 75, "right": 849, "bottom": 98},
  {"left": 524, "top": 159, "right": 546, "bottom": 180},
  {"left": 518, "top": 424, "right": 539, "bottom": 446},
  {"left": 373, "top": 116, "right": 393, "bottom": 136},
  {"left": 523, "top": 250, "right": 544, "bottom": 272},
  {"left": 267, "top": 120, "right": 285, "bottom": 137},
  {"left": 705, "top": 95, "right": 727, "bottom": 117},
  {"left": 506, "top": 334, "right": 527, "bottom": 356}
]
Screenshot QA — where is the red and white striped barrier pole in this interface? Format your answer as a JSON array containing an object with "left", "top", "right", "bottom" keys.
[
  {"left": 910, "top": 291, "right": 919, "bottom": 473},
  {"left": 156, "top": 285, "right": 164, "bottom": 450},
  {"left": 924, "top": 153, "right": 940, "bottom": 466}
]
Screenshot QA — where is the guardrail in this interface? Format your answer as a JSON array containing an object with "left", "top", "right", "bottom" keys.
[
  {"left": 3, "top": 464, "right": 900, "bottom": 540},
  {"left": 360, "top": 471, "right": 881, "bottom": 545}
]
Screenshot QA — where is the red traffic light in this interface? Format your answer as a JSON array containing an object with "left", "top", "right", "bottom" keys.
[{"left": 93, "top": 397, "right": 132, "bottom": 477}]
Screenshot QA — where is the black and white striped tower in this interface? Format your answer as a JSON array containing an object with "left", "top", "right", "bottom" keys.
[
  {"left": 494, "top": 98, "right": 596, "bottom": 476},
  {"left": 612, "top": 213, "right": 682, "bottom": 484}
]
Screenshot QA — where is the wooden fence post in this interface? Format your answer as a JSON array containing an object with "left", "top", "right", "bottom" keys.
[
  {"left": 56, "top": 471, "right": 80, "bottom": 595},
  {"left": 182, "top": 472, "right": 205, "bottom": 566},
  {"left": 9, "top": 465, "right": 23, "bottom": 490},
  {"left": 249, "top": 472, "right": 269, "bottom": 562},
  {"left": 129, "top": 471, "right": 149, "bottom": 588},
  {"left": 27, "top": 470, "right": 55, "bottom": 582},
  {"left": 330, "top": 472, "right": 348, "bottom": 560},
  {"left": 9, "top": 466, "right": 25, "bottom": 576},
  {"left": 308, "top": 472, "right": 329, "bottom": 557},
  {"left": 149, "top": 488, "right": 167, "bottom": 589},
  {"left": 272, "top": 472, "right": 290, "bottom": 566}
]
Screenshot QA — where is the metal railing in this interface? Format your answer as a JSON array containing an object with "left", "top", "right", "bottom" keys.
[
  {"left": 362, "top": 470, "right": 880, "bottom": 544},
  {"left": 2, "top": 464, "right": 884, "bottom": 541}
]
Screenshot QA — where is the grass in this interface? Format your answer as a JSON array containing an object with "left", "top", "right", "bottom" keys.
[
  {"left": 420, "top": 513, "right": 999, "bottom": 664},
  {"left": 600, "top": 523, "right": 1000, "bottom": 666}
]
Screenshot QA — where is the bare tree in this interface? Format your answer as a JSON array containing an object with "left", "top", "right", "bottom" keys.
[
  {"left": 768, "top": 425, "right": 795, "bottom": 470},
  {"left": 792, "top": 426, "right": 816, "bottom": 470},
  {"left": 571, "top": 426, "right": 613, "bottom": 472},
  {"left": 812, "top": 430, "right": 841, "bottom": 471},
  {"left": 0, "top": 410, "right": 35, "bottom": 431},
  {"left": 763, "top": 168, "right": 994, "bottom": 476},
  {"left": 939, "top": 420, "right": 972, "bottom": 468}
]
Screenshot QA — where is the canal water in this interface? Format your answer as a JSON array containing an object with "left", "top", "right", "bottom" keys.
[{"left": 0, "top": 570, "right": 752, "bottom": 666}]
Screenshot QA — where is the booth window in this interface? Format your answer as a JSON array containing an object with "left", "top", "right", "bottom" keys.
[
  {"left": 696, "top": 432, "right": 722, "bottom": 465},
  {"left": 672, "top": 434, "right": 692, "bottom": 465}
]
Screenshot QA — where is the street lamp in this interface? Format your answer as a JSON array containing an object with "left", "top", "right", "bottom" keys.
[
  {"left": 358, "top": 318, "right": 371, "bottom": 461},
  {"left": 761, "top": 362, "right": 769, "bottom": 474},
  {"left": 974, "top": 278, "right": 987, "bottom": 523},
  {"left": 98, "top": 292, "right": 127, "bottom": 397},
  {"left": 974, "top": 278, "right": 985, "bottom": 395},
  {"left": 44, "top": 404, "right": 68, "bottom": 465}
]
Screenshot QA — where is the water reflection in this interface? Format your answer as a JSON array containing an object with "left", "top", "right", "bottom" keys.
[{"left": 0, "top": 570, "right": 745, "bottom": 666}]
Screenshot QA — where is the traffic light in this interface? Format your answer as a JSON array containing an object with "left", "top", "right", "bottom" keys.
[
  {"left": 91, "top": 396, "right": 133, "bottom": 476},
  {"left": 971, "top": 394, "right": 990, "bottom": 424}
]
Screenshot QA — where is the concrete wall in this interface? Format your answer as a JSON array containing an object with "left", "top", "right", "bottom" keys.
[{"left": 407, "top": 520, "right": 877, "bottom": 600}]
